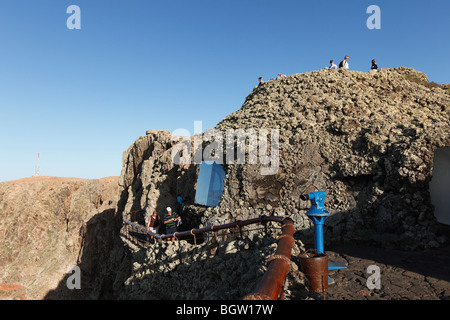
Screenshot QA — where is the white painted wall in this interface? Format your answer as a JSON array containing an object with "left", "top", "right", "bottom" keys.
[{"left": 429, "top": 147, "right": 450, "bottom": 225}]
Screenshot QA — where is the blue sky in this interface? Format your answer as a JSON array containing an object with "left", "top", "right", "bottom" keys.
[{"left": 0, "top": 0, "right": 449, "bottom": 182}]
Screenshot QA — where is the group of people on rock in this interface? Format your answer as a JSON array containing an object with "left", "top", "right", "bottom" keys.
[
  {"left": 258, "top": 56, "right": 379, "bottom": 85},
  {"left": 145, "top": 194, "right": 184, "bottom": 243},
  {"left": 326, "top": 56, "right": 378, "bottom": 70}
]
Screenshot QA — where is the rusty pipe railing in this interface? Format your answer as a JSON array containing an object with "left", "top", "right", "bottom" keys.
[
  {"left": 123, "top": 215, "right": 290, "bottom": 241},
  {"left": 243, "top": 218, "right": 295, "bottom": 300},
  {"left": 122, "top": 214, "right": 295, "bottom": 300}
]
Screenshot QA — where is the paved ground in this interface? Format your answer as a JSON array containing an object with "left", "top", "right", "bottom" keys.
[{"left": 289, "top": 243, "right": 450, "bottom": 300}]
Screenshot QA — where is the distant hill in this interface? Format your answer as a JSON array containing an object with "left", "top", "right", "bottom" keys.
[{"left": 0, "top": 176, "right": 125, "bottom": 299}]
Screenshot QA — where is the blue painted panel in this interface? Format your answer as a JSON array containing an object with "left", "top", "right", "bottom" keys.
[{"left": 195, "top": 161, "right": 225, "bottom": 207}]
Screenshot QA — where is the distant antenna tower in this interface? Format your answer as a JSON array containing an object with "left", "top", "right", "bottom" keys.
[{"left": 34, "top": 153, "right": 40, "bottom": 177}]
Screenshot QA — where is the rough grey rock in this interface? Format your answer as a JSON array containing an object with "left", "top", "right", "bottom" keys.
[
  {"left": 119, "top": 236, "right": 305, "bottom": 300},
  {"left": 115, "top": 67, "right": 449, "bottom": 299},
  {"left": 117, "top": 67, "right": 449, "bottom": 251}
]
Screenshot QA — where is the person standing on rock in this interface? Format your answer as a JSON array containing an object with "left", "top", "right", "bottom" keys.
[
  {"left": 146, "top": 210, "right": 161, "bottom": 243},
  {"left": 162, "top": 207, "right": 180, "bottom": 240},
  {"left": 258, "top": 77, "right": 264, "bottom": 86},
  {"left": 339, "top": 55, "right": 350, "bottom": 69},
  {"left": 328, "top": 60, "right": 337, "bottom": 69},
  {"left": 371, "top": 59, "right": 378, "bottom": 70}
]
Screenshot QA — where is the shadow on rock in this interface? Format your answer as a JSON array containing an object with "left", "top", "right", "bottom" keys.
[{"left": 44, "top": 209, "right": 132, "bottom": 300}]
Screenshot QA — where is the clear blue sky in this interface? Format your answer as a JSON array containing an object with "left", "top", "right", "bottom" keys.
[{"left": 0, "top": 0, "right": 449, "bottom": 182}]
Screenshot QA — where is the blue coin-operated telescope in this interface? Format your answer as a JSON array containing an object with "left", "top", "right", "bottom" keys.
[
  {"left": 300, "top": 191, "right": 328, "bottom": 254},
  {"left": 300, "top": 191, "right": 346, "bottom": 284}
]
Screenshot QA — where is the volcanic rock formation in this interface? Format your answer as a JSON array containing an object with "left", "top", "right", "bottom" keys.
[{"left": 118, "top": 67, "right": 450, "bottom": 251}]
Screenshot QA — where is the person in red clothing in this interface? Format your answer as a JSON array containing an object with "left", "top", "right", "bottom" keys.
[{"left": 146, "top": 209, "right": 161, "bottom": 243}]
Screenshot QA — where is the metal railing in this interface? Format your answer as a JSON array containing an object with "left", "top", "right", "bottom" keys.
[{"left": 122, "top": 214, "right": 295, "bottom": 300}]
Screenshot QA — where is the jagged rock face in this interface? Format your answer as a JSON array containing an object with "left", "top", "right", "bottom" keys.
[
  {"left": 117, "top": 131, "right": 200, "bottom": 227},
  {"left": 213, "top": 67, "right": 449, "bottom": 250},
  {"left": 118, "top": 67, "right": 449, "bottom": 250}
]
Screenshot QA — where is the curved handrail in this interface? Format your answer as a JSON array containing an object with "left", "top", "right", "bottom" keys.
[{"left": 122, "top": 214, "right": 295, "bottom": 300}]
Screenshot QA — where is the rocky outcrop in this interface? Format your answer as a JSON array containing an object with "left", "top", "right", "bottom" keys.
[
  {"left": 211, "top": 67, "right": 449, "bottom": 250},
  {"left": 118, "top": 67, "right": 449, "bottom": 252},
  {"left": 120, "top": 235, "right": 305, "bottom": 300},
  {"left": 113, "top": 67, "right": 449, "bottom": 300},
  {"left": 118, "top": 131, "right": 197, "bottom": 217}
]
